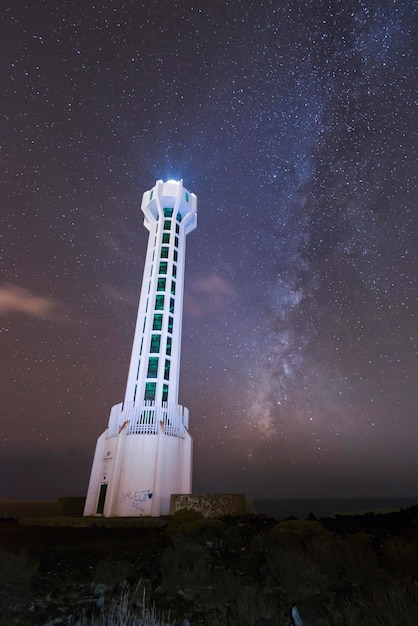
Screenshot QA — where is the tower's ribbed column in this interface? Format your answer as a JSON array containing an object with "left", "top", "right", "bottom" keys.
[{"left": 124, "top": 179, "right": 197, "bottom": 409}]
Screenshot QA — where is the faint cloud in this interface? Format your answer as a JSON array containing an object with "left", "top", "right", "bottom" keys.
[
  {"left": 101, "top": 283, "right": 139, "bottom": 306},
  {"left": 0, "top": 284, "right": 61, "bottom": 320},
  {"left": 185, "top": 272, "right": 236, "bottom": 317}
]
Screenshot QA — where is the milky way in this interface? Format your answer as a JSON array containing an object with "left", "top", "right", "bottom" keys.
[{"left": 1, "top": 0, "right": 417, "bottom": 499}]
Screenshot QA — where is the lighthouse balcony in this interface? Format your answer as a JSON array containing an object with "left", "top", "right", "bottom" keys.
[{"left": 106, "top": 400, "right": 189, "bottom": 439}]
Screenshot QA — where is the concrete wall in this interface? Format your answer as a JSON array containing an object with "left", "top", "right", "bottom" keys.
[
  {"left": 170, "top": 493, "right": 251, "bottom": 518},
  {"left": 0, "top": 497, "right": 85, "bottom": 518}
]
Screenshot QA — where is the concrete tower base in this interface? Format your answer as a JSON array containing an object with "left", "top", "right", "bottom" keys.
[{"left": 84, "top": 402, "right": 192, "bottom": 517}]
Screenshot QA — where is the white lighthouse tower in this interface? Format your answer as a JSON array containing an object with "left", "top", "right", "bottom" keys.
[{"left": 84, "top": 180, "right": 197, "bottom": 517}]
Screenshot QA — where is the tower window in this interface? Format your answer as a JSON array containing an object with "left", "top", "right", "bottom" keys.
[
  {"left": 162, "top": 233, "right": 170, "bottom": 244},
  {"left": 159, "top": 261, "right": 167, "bottom": 274},
  {"left": 171, "top": 280, "right": 176, "bottom": 295},
  {"left": 172, "top": 264, "right": 177, "bottom": 278},
  {"left": 175, "top": 236, "right": 179, "bottom": 248},
  {"left": 169, "top": 297, "right": 175, "bottom": 314},
  {"left": 150, "top": 190, "right": 154, "bottom": 200},
  {"left": 147, "top": 357, "right": 158, "bottom": 378},
  {"left": 163, "top": 208, "right": 173, "bottom": 217},
  {"left": 144, "top": 382, "right": 156, "bottom": 401},
  {"left": 157, "top": 277, "right": 166, "bottom": 291},
  {"left": 176, "top": 212, "right": 182, "bottom": 223},
  {"left": 162, "top": 384, "right": 169, "bottom": 402},
  {"left": 153, "top": 314, "right": 163, "bottom": 330},
  {"left": 150, "top": 334, "right": 161, "bottom": 353},
  {"left": 161, "top": 247, "right": 169, "bottom": 259},
  {"left": 155, "top": 295, "right": 164, "bottom": 310},
  {"left": 173, "top": 250, "right": 178, "bottom": 263},
  {"left": 168, "top": 316, "right": 173, "bottom": 334},
  {"left": 166, "top": 336, "right": 172, "bottom": 356},
  {"left": 164, "top": 359, "right": 170, "bottom": 381},
  {"left": 185, "top": 192, "right": 189, "bottom": 202},
  {"left": 164, "top": 220, "right": 171, "bottom": 231},
  {"left": 175, "top": 224, "right": 180, "bottom": 235}
]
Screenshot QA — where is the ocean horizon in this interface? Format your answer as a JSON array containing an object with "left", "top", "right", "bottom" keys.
[{"left": 252, "top": 496, "right": 418, "bottom": 520}]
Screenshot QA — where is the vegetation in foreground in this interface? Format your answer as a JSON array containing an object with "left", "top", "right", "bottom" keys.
[{"left": 0, "top": 506, "right": 417, "bottom": 625}]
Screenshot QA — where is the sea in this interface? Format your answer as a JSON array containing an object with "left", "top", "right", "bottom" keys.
[{"left": 252, "top": 497, "right": 418, "bottom": 520}]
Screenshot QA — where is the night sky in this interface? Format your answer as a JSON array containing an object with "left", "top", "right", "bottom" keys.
[{"left": 2, "top": 1, "right": 417, "bottom": 501}]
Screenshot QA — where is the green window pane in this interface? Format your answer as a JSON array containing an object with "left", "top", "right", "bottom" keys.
[
  {"left": 175, "top": 223, "right": 179, "bottom": 234},
  {"left": 153, "top": 314, "right": 163, "bottom": 330},
  {"left": 172, "top": 264, "right": 177, "bottom": 278},
  {"left": 161, "top": 247, "right": 169, "bottom": 259},
  {"left": 164, "top": 359, "right": 170, "bottom": 381},
  {"left": 185, "top": 192, "right": 189, "bottom": 202},
  {"left": 171, "top": 280, "right": 176, "bottom": 295},
  {"left": 176, "top": 212, "right": 182, "bottom": 223},
  {"left": 155, "top": 295, "right": 164, "bottom": 310},
  {"left": 150, "top": 334, "right": 161, "bottom": 353},
  {"left": 168, "top": 316, "right": 173, "bottom": 334},
  {"left": 166, "top": 336, "right": 172, "bottom": 356},
  {"left": 169, "top": 297, "right": 175, "bottom": 314},
  {"left": 162, "top": 233, "right": 170, "bottom": 244},
  {"left": 162, "top": 384, "right": 169, "bottom": 402},
  {"left": 164, "top": 220, "right": 171, "bottom": 231},
  {"left": 163, "top": 207, "right": 173, "bottom": 217},
  {"left": 157, "top": 277, "right": 166, "bottom": 291},
  {"left": 175, "top": 236, "right": 179, "bottom": 248},
  {"left": 173, "top": 250, "right": 178, "bottom": 262},
  {"left": 150, "top": 190, "right": 154, "bottom": 200},
  {"left": 144, "top": 382, "right": 156, "bottom": 401},
  {"left": 147, "top": 357, "right": 158, "bottom": 378},
  {"left": 159, "top": 261, "right": 167, "bottom": 274}
]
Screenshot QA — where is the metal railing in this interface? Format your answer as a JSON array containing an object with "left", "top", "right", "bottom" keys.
[{"left": 106, "top": 400, "right": 189, "bottom": 439}]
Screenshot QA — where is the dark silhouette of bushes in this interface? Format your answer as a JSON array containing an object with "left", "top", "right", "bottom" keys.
[{"left": 1, "top": 506, "right": 418, "bottom": 624}]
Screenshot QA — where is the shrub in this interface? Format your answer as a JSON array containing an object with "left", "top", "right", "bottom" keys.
[
  {"left": 0, "top": 547, "right": 39, "bottom": 585},
  {"left": 93, "top": 559, "right": 132, "bottom": 588}
]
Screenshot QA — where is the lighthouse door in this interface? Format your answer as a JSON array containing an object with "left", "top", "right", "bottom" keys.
[{"left": 96, "top": 484, "right": 108, "bottom": 514}]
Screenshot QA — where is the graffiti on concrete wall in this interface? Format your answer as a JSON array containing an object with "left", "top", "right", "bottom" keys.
[
  {"left": 120, "top": 489, "right": 153, "bottom": 513},
  {"left": 172, "top": 493, "right": 246, "bottom": 518}
]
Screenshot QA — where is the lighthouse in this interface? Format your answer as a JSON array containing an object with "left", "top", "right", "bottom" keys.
[{"left": 84, "top": 180, "right": 197, "bottom": 517}]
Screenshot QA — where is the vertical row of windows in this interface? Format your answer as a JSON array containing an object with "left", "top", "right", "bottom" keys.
[{"left": 141, "top": 209, "right": 182, "bottom": 403}]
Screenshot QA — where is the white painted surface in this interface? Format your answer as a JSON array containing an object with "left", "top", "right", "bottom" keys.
[{"left": 84, "top": 181, "right": 196, "bottom": 517}]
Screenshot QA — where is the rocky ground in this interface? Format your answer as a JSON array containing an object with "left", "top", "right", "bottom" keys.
[{"left": 0, "top": 507, "right": 417, "bottom": 625}]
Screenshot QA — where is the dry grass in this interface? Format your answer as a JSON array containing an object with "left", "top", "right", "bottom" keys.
[{"left": 78, "top": 583, "right": 174, "bottom": 626}]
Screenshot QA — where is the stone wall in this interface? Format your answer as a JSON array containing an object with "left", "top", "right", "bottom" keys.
[
  {"left": 170, "top": 493, "right": 252, "bottom": 518},
  {"left": 0, "top": 497, "right": 85, "bottom": 518}
]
